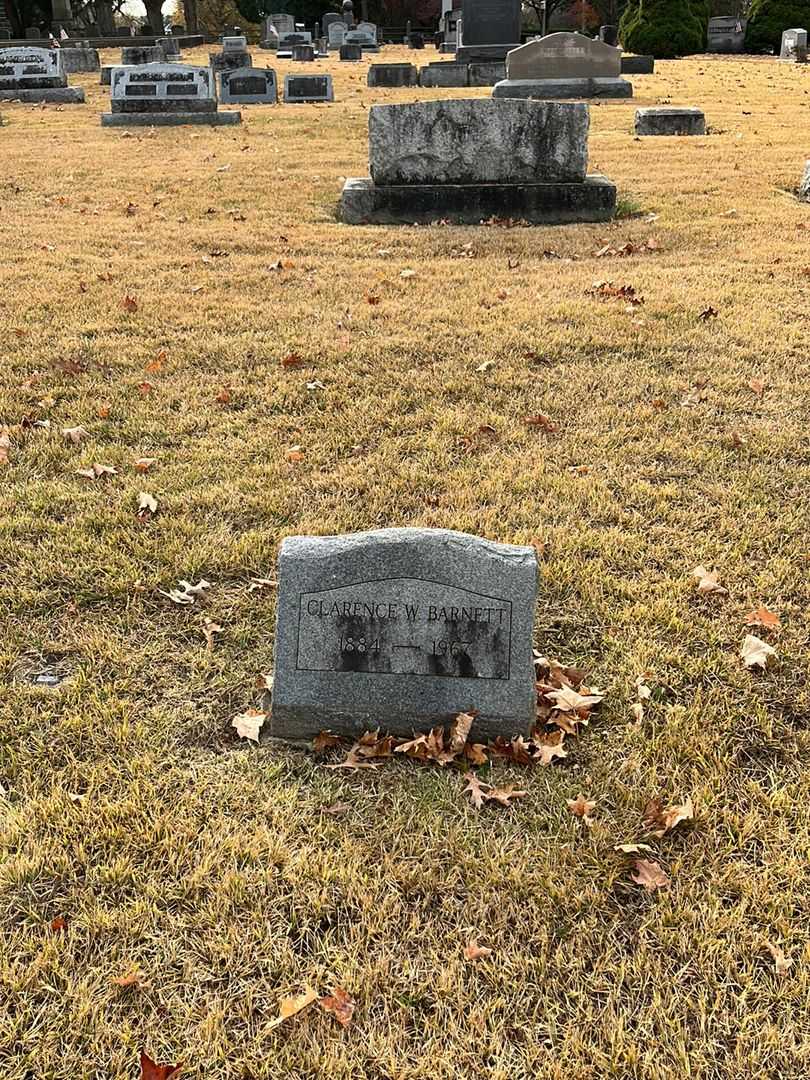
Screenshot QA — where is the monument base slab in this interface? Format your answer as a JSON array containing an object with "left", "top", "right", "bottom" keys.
[
  {"left": 492, "top": 76, "right": 632, "bottom": 99},
  {"left": 339, "top": 175, "right": 616, "bottom": 225},
  {"left": 456, "top": 43, "right": 519, "bottom": 63},
  {"left": 0, "top": 86, "right": 85, "bottom": 102},
  {"left": 101, "top": 110, "right": 241, "bottom": 126},
  {"left": 635, "top": 107, "right": 705, "bottom": 136}
]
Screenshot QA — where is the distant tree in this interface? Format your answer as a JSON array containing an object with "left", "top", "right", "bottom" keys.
[
  {"left": 621, "top": 0, "right": 704, "bottom": 55},
  {"left": 744, "top": 0, "right": 810, "bottom": 52},
  {"left": 618, "top": 0, "right": 639, "bottom": 41},
  {"left": 5, "top": 0, "right": 49, "bottom": 36}
]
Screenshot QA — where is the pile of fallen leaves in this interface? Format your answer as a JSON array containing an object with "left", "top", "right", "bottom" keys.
[{"left": 311, "top": 657, "right": 603, "bottom": 809}]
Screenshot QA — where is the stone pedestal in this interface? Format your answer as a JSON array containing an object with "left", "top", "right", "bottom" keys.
[
  {"left": 493, "top": 76, "right": 632, "bottom": 99},
  {"left": 494, "top": 33, "right": 632, "bottom": 100}
]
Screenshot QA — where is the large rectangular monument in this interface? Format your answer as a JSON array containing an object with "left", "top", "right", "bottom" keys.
[
  {"left": 101, "top": 63, "right": 241, "bottom": 126},
  {"left": 456, "top": 0, "right": 521, "bottom": 63},
  {"left": 340, "top": 98, "right": 616, "bottom": 226},
  {"left": 271, "top": 528, "right": 537, "bottom": 741}
]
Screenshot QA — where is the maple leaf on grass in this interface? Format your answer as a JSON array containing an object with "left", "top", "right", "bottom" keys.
[
  {"left": 232, "top": 708, "right": 267, "bottom": 742},
  {"left": 463, "top": 939, "right": 493, "bottom": 961},
  {"left": 745, "top": 606, "right": 780, "bottom": 631},
  {"left": 568, "top": 793, "right": 596, "bottom": 825},
  {"left": 546, "top": 685, "right": 604, "bottom": 713},
  {"left": 531, "top": 729, "right": 567, "bottom": 766},
  {"left": 741, "top": 634, "right": 777, "bottom": 670},
  {"left": 319, "top": 986, "right": 356, "bottom": 1027},
  {"left": 140, "top": 1051, "right": 182, "bottom": 1080},
  {"left": 630, "top": 858, "right": 670, "bottom": 892},
  {"left": 643, "top": 796, "right": 694, "bottom": 837},
  {"left": 267, "top": 988, "right": 319, "bottom": 1030}
]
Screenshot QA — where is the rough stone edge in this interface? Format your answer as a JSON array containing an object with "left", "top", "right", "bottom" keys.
[{"left": 338, "top": 175, "right": 617, "bottom": 226}]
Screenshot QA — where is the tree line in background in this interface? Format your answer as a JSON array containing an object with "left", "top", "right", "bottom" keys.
[{"left": 3, "top": 0, "right": 806, "bottom": 57}]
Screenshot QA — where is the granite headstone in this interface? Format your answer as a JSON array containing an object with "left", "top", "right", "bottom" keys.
[{"left": 271, "top": 528, "right": 537, "bottom": 740}]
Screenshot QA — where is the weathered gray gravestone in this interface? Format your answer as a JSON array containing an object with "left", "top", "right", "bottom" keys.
[
  {"left": 493, "top": 32, "right": 632, "bottom": 99},
  {"left": 283, "top": 72, "right": 333, "bottom": 100},
  {"left": 780, "top": 28, "right": 808, "bottom": 62},
  {"left": 457, "top": 0, "right": 521, "bottom": 62},
  {"left": 340, "top": 98, "right": 617, "bottom": 225},
  {"left": 0, "top": 46, "right": 85, "bottom": 103},
  {"left": 101, "top": 63, "right": 241, "bottom": 126},
  {"left": 635, "top": 106, "right": 705, "bottom": 136},
  {"left": 220, "top": 65, "right": 277, "bottom": 103},
  {"left": 271, "top": 528, "right": 537, "bottom": 740},
  {"left": 707, "top": 15, "right": 746, "bottom": 53}
]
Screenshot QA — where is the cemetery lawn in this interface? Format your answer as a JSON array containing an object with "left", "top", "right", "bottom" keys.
[{"left": 3, "top": 46, "right": 810, "bottom": 1080}]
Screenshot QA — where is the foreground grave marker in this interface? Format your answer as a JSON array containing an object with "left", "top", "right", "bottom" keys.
[
  {"left": 271, "top": 528, "right": 537, "bottom": 740},
  {"left": 0, "top": 46, "right": 85, "bottom": 103},
  {"left": 101, "top": 63, "right": 241, "bottom": 126}
]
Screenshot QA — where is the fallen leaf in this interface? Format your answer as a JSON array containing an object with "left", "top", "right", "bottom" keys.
[
  {"left": 614, "top": 842, "right": 653, "bottom": 854},
  {"left": 764, "top": 940, "right": 794, "bottom": 977},
  {"left": 112, "top": 970, "right": 150, "bottom": 989},
  {"left": 281, "top": 353, "right": 305, "bottom": 368},
  {"left": 698, "top": 305, "right": 718, "bottom": 320},
  {"left": 532, "top": 730, "right": 568, "bottom": 765},
  {"left": 745, "top": 605, "right": 780, "bottom": 630},
  {"left": 463, "top": 771, "right": 489, "bottom": 809},
  {"left": 463, "top": 939, "right": 493, "bottom": 961},
  {"left": 400, "top": 268, "right": 417, "bottom": 279},
  {"left": 568, "top": 793, "right": 596, "bottom": 824},
  {"left": 202, "top": 618, "right": 222, "bottom": 650},
  {"left": 232, "top": 708, "right": 267, "bottom": 742},
  {"left": 313, "top": 731, "right": 343, "bottom": 751},
  {"left": 215, "top": 386, "right": 231, "bottom": 404},
  {"left": 134, "top": 457, "right": 156, "bottom": 473},
  {"left": 137, "top": 491, "right": 158, "bottom": 518},
  {"left": 741, "top": 634, "right": 777, "bottom": 669},
  {"left": 643, "top": 796, "right": 694, "bottom": 837},
  {"left": 748, "top": 377, "right": 767, "bottom": 396},
  {"left": 62, "top": 425, "right": 90, "bottom": 444},
  {"left": 546, "top": 685, "right": 604, "bottom": 712},
  {"left": 325, "top": 744, "right": 382, "bottom": 770},
  {"left": 448, "top": 711, "right": 474, "bottom": 753},
  {"left": 485, "top": 785, "right": 527, "bottom": 807},
  {"left": 76, "top": 463, "right": 117, "bottom": 480},
  {"left": 692, "top": 565, "right": 727, "bottom": 595},
  {"left": 139, "top": 1051, "right": 183, "bottom": 1080},
  {"left": 322, "top": 801, "right": 351, "bottom": 816},
  {"left": 122, "top": 295, "right": 138, "bottom": 313},
  {"left": 159, "top": 579, "right": 211, "bottom": 605},
  {"left": 267, "top": 988, "right": 318, "bottom": 1029},
  {"left": 524, "top": 413, "right": 558, "bottom": 433},
  {"left": 286, "top": 446, "right": 305, "bottom": 463},
  {"left": 630, "top": 858, "right": 670, "bottom": 891},
  {"left": 50, "top": 915, "right": 67, "bottom": 932},
  {"left": 319, "top": 986, "right": 356, "bottom": 1027}
]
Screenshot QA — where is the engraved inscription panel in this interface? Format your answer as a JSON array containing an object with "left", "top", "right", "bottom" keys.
[{"left": 296, "top": 578, "right": 511, "bottom": 679}]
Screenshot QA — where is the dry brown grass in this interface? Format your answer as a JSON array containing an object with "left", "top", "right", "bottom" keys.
[{"left": 1, "top": 46, "right": 810, "bottom": 1080}]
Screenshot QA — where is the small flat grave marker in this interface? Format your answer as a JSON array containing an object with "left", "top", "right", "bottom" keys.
[
  {"left": 220, "top": 65, "right": 277, "bottom": 103},
  {"left": 284, "top": 71, "right": 333, "bottom": 101}
]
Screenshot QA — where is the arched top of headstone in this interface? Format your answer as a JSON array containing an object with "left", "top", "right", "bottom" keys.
[{"left": 506, "top": 31, "right": 621, "bottom": 80}]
